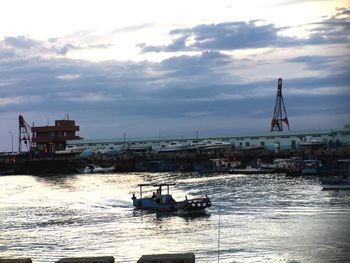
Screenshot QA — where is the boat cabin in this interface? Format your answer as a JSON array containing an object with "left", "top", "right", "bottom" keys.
[{"left": 135, "top": 183, "right": 177, "bottom": 204}]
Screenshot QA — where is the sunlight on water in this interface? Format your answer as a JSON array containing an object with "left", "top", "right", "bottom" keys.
[{"left": 1, "top": 173, "right": 350, "bottom": 262}]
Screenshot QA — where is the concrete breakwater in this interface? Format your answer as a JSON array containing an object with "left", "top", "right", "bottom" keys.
[
  {"left": 0, "top": 254, "right": 195, "bottom": 263},
  {"left": 1, "top": 145, "right": 350, "bottom": 175}
]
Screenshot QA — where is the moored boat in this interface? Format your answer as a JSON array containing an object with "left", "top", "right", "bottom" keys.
[
  {"left": 131, "top": 183, "right": 211, "bottom": 212},
  {"left": 78, "top": 164, "right": 115, "bottom": 174},
  {"left": 322, "top": 175, "right": 350, "bottom": 190}
]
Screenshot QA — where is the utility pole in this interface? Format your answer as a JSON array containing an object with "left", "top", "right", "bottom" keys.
[{"left": 8, "top": 131, "right": 13, "bottom": 153}]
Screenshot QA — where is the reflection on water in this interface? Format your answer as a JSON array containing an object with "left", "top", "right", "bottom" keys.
[{"left": 1, "top": 173, "right": 350, "bottom": 262}]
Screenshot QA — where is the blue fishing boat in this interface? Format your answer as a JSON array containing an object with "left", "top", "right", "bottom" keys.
[{"left": 131, "top": 183, "right": 211, "bottom": 212}]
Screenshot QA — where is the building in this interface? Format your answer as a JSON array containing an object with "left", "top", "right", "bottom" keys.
[
  {"left": 66, "top": 126, "right": 350, "bottom": 155},
  {"left": 31, "top": 119, "right": 81, "bottom": 153}
]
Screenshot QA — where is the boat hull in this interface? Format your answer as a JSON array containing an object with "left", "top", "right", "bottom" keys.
[
  {"left": 132, "top": 197, "right": 211, "bottom": 212},
  {"left": 322, "top": 184, "right": 350, "bottom": 190}
]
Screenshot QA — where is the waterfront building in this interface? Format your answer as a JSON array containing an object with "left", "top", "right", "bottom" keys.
[
  {"left": 66, "top": 126, "right": 350, "bottom": 154},
  {"left": 32, "top": 119, "right": 81, "bottom": 153}
]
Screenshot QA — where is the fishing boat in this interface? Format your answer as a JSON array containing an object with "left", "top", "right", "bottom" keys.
[{"left": 131, "top": 183, "right": 211, "bottom": 212}]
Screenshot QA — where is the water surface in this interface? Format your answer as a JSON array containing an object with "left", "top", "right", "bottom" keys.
[{"left": 1, "top": 173, "right": 350, "bottom": 262}]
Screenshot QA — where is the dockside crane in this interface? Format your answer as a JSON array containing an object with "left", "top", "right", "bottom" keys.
[
  {"left": 270, "top": 78, "right": 290, "bottom": 131},
  {"left": 18, "top": 115, "right": 32, "bottom": 152}
]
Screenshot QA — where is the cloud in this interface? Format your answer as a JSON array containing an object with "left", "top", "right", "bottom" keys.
[
  {"left": 56, "top": 74, "right": 81, "bottom": 80},
  {"left": 139, "top": 8, "right": 350, "bottom": 53},
  {"left": 139, "top": 21, "right": 291, "bottom": 52},
  {"left": 4, "top": 36, "right": 40, "bottom": 49},
  {"left": 54, "top": 43, "right": 77, "bottom": 55},
  {"left": 0, "top": 96, "right": 42, "bottom": 106},
  {"left": 287, "top": 55, "right": 350, "bottom": 73},
  {"left": 64, "top": 92, "right": 121, "bottom": 103},
  {"left": 264, "top": 0, "right": 334, "bottom": 7},
  {"left": 113, "top": 23, "right": 155, "bottom": 33},
  {"left": 0, "top": 34, "right": 112, "bottom": 59},
  {"left": 184, "top": 111, "right": 213, "bottom": 117}
]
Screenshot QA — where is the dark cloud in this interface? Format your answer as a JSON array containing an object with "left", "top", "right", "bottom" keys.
[
  {"left": 54, "top": 43, "right": 77, "bottom": 55},
  {"left": 3, "top": 36, "right": 40, "bottom": 49},
  {"left": 0, "top": 47, "right": 15, "bottom": 59},
  {"left": 287, "top": 55, "right": 349, "bottom": 72},
  {"left": 139, "top": 8, "right": 350, "bottom": 53},
  {"left": 1, "top": 35, "right": 111, "bottom": 57},
  {"left": 1, "top": 51, "right": 348, "bottom": 125},
  {"left": 158, "top": 51, "right": 232, "bottom": 79},
  {"left": 306, "top": 8, "right": 350, "bottom": 45},
  {"left": 140, "top": 21, "right": 293, "bottom": 52}
]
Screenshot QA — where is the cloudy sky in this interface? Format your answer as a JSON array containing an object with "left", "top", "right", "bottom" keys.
[{"left": 0, "top": 0, "right": 349, "bottom": 151}]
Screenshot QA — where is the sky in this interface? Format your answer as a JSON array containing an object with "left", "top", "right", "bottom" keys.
[{"left": 0, "top": 0, "right": 349, "bottom": 151}]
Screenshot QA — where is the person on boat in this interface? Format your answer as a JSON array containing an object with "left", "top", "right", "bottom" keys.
[
  {"left": 152, "top": 192, "right": 156, "bottom": 199},
  {"left": 155, "top": 189, "right": 161, "bottom": 203}
]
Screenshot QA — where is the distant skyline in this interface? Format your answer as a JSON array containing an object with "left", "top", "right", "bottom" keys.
[{"left": 1, "top": 0, "right": 349, "bottom": 151}]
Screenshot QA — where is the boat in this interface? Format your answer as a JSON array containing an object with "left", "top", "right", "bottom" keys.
[
  {"left": 78, "top": 164, "right": 115, "bottom": 174},
  {"left": 158, "top": 142, "right": 188, "bottom": 153},
  {"left": 299, "top": 136, "right": 326, "bottom": 147},
  {"left": 210, "top": 157, "right": 241, "bottom": 170},
  {"left": 302, "top": 156, "right": 322, "bottom": 175},
  {"left": 273, "top": 157, "right": 303, "bottom": 176},
  {"left": 55, "top": 145, "right": 87, "bottom": 155},
  {"left": 131, "top": 183, "right": 211, "bottom": 212},
  {"left": 197, "top": 140, "right": 231, "bottom": 150},
  {"left": 322, "top": 159, "right": 350, "bottom": 190},
  {"left": 322, "top": 175, "right": 350, "bottom": 190}
]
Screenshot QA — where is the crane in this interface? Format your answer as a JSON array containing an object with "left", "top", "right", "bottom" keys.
[
  {"left": 18, "top": 115, "right": 32, "bottom": 152},
  {"left": 270, "top": 78, "right": 290, "bottom": 131}
]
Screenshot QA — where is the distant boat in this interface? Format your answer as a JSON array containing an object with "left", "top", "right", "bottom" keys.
[
  {"left": 302, "top": 156, "right": 322, "bottom": 175},
  {"left": 197, "top": 140, "right": 231, "bottom": 150},
  {"left": 273, "top": 157, "right": 303, "bottom": 176},
  {"left": 55, "top": 145, "right": 87, "bottom": 155},
  {"left": 322, "top": 159, "right": 350, "bottom": 190},
  {"left": 132, "top": 183, "right": 211, "bottom": 212},
  {"left": 299, "top": 136, "right": 326, "bottom": 146},
  {"left": 78, "top": 164, "right": 115, "bottom": 174},
  {"left": 322, "top": 175, "right": 350, "bottom": 190},
  {"left": 158, "top": 142, "right": 188, "bottom": 153}
]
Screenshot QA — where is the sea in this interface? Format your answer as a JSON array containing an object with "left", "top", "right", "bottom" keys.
[{"left": 1, "top": 172, "right": 350, "bottom": 263}]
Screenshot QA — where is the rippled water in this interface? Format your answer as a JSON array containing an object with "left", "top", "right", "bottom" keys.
[{"left": 1, "top": 172, "right": 350, "bottom": 262}]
